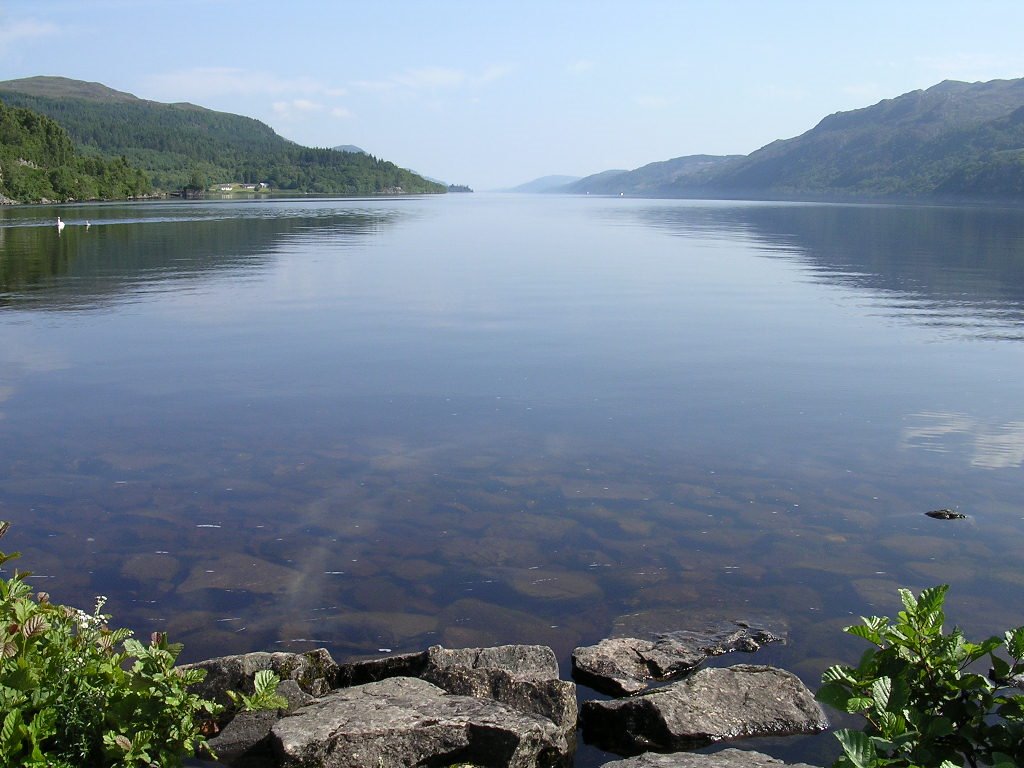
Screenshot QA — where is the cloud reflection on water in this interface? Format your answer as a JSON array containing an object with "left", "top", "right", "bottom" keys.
[{"left": 902, "top": 410, "right": 1024, "bottom": 468}]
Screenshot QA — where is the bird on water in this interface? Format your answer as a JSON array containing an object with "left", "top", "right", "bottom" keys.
[{"left": 56, "top": 216, "right": 65, "bottom": 231}]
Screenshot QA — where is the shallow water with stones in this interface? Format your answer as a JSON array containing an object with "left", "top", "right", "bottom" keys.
[{"left": 2, "top": 195, "right": 1024, "bottom": 765}]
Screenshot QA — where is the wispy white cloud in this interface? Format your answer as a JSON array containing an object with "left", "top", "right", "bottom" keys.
[
  {"left": 330, "top": 106, "right": 352, "bottom": 119},
  {"left": 272, "top": 99, "right": 324, "bottom": 120},
  {"left": 567, "top": 59, "right": 595, "bottom": 75},
  {"left": 144, "top": 67, "right": 346, "bottom": 101},
  {"left": 394, "top": 67, "right": 466, "bottom": 90},
  {"left": 354, "top": 64, "right": 512, "bottom": 94},
  {"left": 0, "top": 18, "right": 60, "bottom": 48}
]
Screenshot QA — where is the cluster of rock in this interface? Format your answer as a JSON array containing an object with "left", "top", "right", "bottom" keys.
[{"left": 182, "top": 623, "right": 828, "bottom": 767}]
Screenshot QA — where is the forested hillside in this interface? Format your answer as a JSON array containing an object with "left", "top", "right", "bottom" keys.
[
  {"left": 0, "top": 99, "right": 150, "bottom": 203},
  {"left": 0, "top": 77, "right": 445, "bottom": 195}
]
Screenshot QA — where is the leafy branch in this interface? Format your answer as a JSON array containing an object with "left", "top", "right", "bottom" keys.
[{"left": 818, "top": 585, "right": 1024, "bottom": 768}]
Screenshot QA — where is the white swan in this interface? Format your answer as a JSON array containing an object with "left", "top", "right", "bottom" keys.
[
  {"left": 56, "top": 216, "right": 65, "bottom": 231},
  {"left": 85, "top": 220, "right": 91, "bottom": 228}
]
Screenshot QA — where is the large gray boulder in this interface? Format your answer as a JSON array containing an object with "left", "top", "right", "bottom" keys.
[
  {"left": 270, "top": 676, "right": 572, "bottom": 767},
  {"left": 582, "top": 664, "right": 828, "bottom": 754},
  {"left": 182, "top": 648, "right": 339, "bottom": 707},
  {"left": 599, "top": 747, "right": 821, "bottom": 768},
  {"left": 573, "top": 623, "right": 783, "bottom": 697},
  {"left": 422, "top": 644, "right": 578, "bottom": 731}
]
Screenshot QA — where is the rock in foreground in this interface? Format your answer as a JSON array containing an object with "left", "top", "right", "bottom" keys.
[
  {"left": 422, "top": 644, "right": 578, "bottom": 732},
  {"left": 582, "top": 664, "right": 827, "bottom": 754},
  {"left": 271, "top": 676, "right": 572, "bottom": 767}
]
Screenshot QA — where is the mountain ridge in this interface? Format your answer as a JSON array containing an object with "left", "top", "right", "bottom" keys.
[{"left": 527, "top": 78, "right": 1024, "bottom": 201}]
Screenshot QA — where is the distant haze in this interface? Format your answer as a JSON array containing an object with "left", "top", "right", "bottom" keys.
[{"left": 3, "top": 1, "right": 1024, "bottom": 188}]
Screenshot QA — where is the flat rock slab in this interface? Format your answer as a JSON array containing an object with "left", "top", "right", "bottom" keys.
[
  {"left": 573, "top": 623, "right": 783, "bottom": 696},
  {"left": 582, "top": 664, "right": 828, "bottom": 754},
  {"left": 599, "top": 747, "right": 821, "bottom": 768},
  {"left": 271, "top": 676, "right": 572, "bottom": 768}
]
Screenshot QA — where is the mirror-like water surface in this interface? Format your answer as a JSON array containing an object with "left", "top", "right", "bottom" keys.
[{"left": 2, "top": 195, "right": 1024, "bottom": 764}]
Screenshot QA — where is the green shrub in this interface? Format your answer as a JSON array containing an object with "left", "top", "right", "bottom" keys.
[
  {"left": 0, "top": 521, "right": 220, "bottom": 767},
  {"left": 818, "top": 584, "right": 1024, "bottom": 768}
]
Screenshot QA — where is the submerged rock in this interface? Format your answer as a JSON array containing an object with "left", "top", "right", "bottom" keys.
[
  {"left": 573, "top": 622, "right": 783, "bottom": 696},
  {"left": 270, "top": 676, "right": 572, "bottom": 767},
  {"left": 581, "top": 664, "right": 828, "bottom": 754},
  {"left": 599, "top": 747, "right": 821, "bottom": 768}
]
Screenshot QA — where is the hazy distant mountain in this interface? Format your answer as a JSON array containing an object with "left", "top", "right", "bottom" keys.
[
  {"left": 333, "top": 144, "right": 367, "bottom": 155},
  {"left": 507, "top": 174, "right": 583, "bottom": 193},
  {"left": 566, "top": 155, "right": 741, "bottom": 195},
  {"left": 0, "top": 76, "right": 445, "bottom": 195},
  {"left": 563, "top": 78, "right": 1024, "bottom": 201}
]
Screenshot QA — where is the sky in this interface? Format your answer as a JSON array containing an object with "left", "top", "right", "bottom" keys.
[{"left": 3, "top": 0, "right": 1024, "bottom": 190}]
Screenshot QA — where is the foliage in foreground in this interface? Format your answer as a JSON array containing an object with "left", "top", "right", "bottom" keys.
[
  {"left": 0, "top": 521, "right": 219, "bottom": 767},
  {"left": 818, "top": 584, "right": 1024, "bottom": 768}
]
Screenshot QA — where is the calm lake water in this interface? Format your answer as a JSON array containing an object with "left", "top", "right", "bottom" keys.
[{"left": 2, "top": 195, "right": 1024, "bottom": 764}]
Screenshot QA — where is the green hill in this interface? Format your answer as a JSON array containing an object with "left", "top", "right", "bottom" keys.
[
  {"left": 0, "top": 98, "right": 150, "bottom": 203},
  {"left": 566, "top": 78, "right": 1024, "bottom": 201},
  {"left": 0, "top": 76, "right": 445, "bottom": 196}
]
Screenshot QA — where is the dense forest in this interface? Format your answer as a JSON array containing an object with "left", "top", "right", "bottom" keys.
[
  {"left": 0, "top": 77, "right": 446, "bottom": 196},
  {"left": 0, "top": 99, "right": 151, "bottom": 203}
]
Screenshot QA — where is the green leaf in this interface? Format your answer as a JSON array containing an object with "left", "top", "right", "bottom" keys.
[
  {"left": 898, "top": 588, "right": 918, "bottom": 615},
  {"left": 835, "top": 728, "right": 876, "bottom": 768},
  {"left": 822, "top": 664, "right": 856, "bottom": 685},
  {"left": 846, "top": 623, "right": 884, "bottom": 645},
  {"left": 1006, "top": 626, "right": 1024, "bottom": 660},
  {"left": 0, "top": 708, "right": 23, "bottom": 752},
  {"left": 817, "top": 681, "right": 852, "bottom": 711},
  {"left": 871, "top": 676, "right": 892, "bottom": 711},
  {"left": 846, "top": 696, "right": 874, "bottom": 713},
  {"left": 253, "top": 668, "right": 280, "bottom": 696}
]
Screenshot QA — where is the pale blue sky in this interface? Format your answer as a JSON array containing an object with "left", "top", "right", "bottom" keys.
[{"left": 3, "top": 0, "right": 1024, "bottom": 188}]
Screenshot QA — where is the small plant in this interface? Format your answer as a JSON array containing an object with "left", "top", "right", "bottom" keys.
[
  {"left": 0, "top": 521, "right": 221, "bottom": 767},
  {"left": 818, "top": 584, "right": 1024, "bottom": 768},
  {"left": 226, "top": 668, "right": 288, "bottom": 712}
]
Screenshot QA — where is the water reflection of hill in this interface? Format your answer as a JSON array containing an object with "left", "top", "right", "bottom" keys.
[
  {"left": 628, "top": 203, "right": 1024, "bottom": 339},
  {"left": 0, "top": 209, "right": 398, "bottom": 311}
]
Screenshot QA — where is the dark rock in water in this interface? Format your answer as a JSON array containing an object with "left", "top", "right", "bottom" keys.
[
  {"left": 422, "top": 644, "right": 578, "bottom": 732},
  {"left": 598, "top": 747, "right": 822, "bottom": 767},
  {"left": 925, "top": 508, "right": 967, "bottom": 520},
  {"left": 573, "top": 622, "right": 784, "bottom": 696},
  {"left": 270, "top": 676, "right": 572, "bottom": 767},
  {"left": 581, "top": 664, "right": 828, "bottom": 754},
  {"left": 334, "top": 650, "right": 429, "bottom": 687},
  {"left": 181, "top": 649, "right": 339, "bottom": 708}
]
